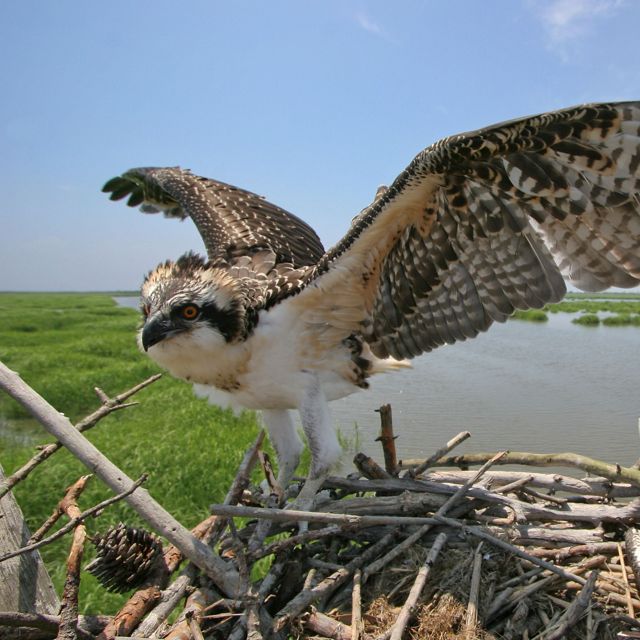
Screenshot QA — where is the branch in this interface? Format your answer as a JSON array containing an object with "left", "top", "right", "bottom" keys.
[
  {"left": 0, "top": 360, "right": 239, "bottom": 597},
  {"left": 0, "top": 374, "right": 161, "bottom": 500},
  {"left": 56, "top": 476, "right": 91, "bottom": 640},
  {"left": 402, "top": 451, "right": 640, "bottom": 488},
  {"left": 403, "top": 430, "right": 471, "bottom": 478},
  {"left": 0, "top": 474, "right": 149, "bottom": 564}
]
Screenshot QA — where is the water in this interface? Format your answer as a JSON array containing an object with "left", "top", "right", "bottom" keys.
[{"left": 332, "top": 313, "right": 640, "bottom": 467}]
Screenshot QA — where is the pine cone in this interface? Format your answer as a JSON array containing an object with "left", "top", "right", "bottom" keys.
[{"left": 86, "top": 523, "right": 163, "bottom": 592}]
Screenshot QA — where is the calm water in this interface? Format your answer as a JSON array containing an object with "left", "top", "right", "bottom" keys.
[
  {"left": 332, "top": 313, "right": 640, "bottom": 467},
  {"left": 8, "top": 298, "right": 637, "bottom": 470}
]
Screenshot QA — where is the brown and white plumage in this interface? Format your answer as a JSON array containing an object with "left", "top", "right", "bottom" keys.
[{"left": 104, "top": 101, "right": 640, "bottom": 505}]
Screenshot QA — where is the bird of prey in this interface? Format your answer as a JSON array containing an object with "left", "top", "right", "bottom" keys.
[{"left": 104, "top": 101, "right": 640, "bottom": 507}]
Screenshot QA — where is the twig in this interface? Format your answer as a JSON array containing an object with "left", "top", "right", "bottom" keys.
[
  {"left": 433, "top": 514, "right": 587, "bottom": 586},
  {"left": 625, "top": 527, "right": 640, "bottom": 591},
  {"left": 363, "top": 450, "right": 507, "bottom": 581},
  {"left": 0, "top": 360, "right": 239, "bottom": 597},
  {"left": 374, "top": 404, "right": 398, "bottom": 475},
  {"left": 0, "top": 474, "right": 149, "bottom": 564},
  {"left": 404, "top": 430, "right": 471, "bottom": 478},
  {"left": 0, "top": 374, "right": 161, "bottom": 500},
  {"left": 0, "top": 612, "right": 109, "bottom": 638},
  {"left": 465, "top": 542, "right": 483, "bottom": 638},
  {"left": 304, "top": 608, "right": 373, "bottom": 640},
  {"left": 618, "top": 543, "right": 636, "bottom": 618},
  {"left": 545, "top": 570, "right": 599, "bottom": 640},
  {"left": 56, "top": 475, "right": 91, "bottom": 640},
  {"left": 351, "top": 568, "right": 363, "bottom": 640},
  {"left": 387, "top": 531, "right": 448, "bottom": 640},
  {"left": 208, "top": 430, "right": 266, "bottom": 544},
  {"left": 273, "top": 531, "right": 396, "bottom": 632},
  {"left": 249, "top": 525, "right": 343, "bottom": 561},
  {"left": 97, "top": 587, "right": 162, "bottom": 640}
]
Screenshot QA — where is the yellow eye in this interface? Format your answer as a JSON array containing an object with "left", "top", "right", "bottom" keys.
[{"left": 181, "top": 304, "right": 199, "bottom": 320}]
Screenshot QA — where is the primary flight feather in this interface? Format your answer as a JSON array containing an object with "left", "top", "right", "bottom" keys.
[{"left": 104, "top": 101, "right": 640, "bottom": 506}]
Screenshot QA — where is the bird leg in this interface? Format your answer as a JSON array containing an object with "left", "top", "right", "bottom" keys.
[
  {"left": 261, "top": 409, "right": 304, "bottom": 495},
  {"left": 291, "top": 375, "right": 343, "bottom": 514}
]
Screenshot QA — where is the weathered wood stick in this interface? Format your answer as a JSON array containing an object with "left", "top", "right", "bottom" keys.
[
  {"left": 273, "top": 532, "right": 396, "bottom": 632},
  {"left": 425, "top": 469, "right": 640, "bottom": 498},
  {"left": 527, "top": 542, "right": 620, "bottom": 561},
  {"left": 546, "top": 570, "right": 599, "bottom": 640},
  {"left": 0, "top": 360, "right": 239, "bottom": 597},
  {"left": 387, "top": 532, "right": 448, "bottom": 640},
  {"left": 351, "top": 568, "right": 363, "bottom": 640},
  {"left": 618, "top": 543, "right": 636, "bottom": 618},
  {"left": 97, "top": 587, "right": 161, "bottom": 640},
  {"left": 404, "top": 430, "right": 471, "bottom": 478},
  {"left": 0, "top": 374, "right": 161, "bottom": 500},
  {"left": 0, "top": 612, "right": 110, "bottom": 637},
  {"left": 56, "top": 476, "right": 91, "bottom": 640},
  {"left": 625, "top": 528, "right": 640, "bottom": 590},
  {"left": 465, "top": 542, "right": 483, "bottom": 637},
  {"left": 374, "top": 404, "right": 398, "bottom": 475},
  {"left": 249, "top": 525, "right": 342, "bottom": 561},
  {"left": 0, "top": 474, "right": 149, "bottom": 564},
  {"left": 131, "top": 569, "right": 196, "bottom": 638},
  {"left": 402, "top": 451, "right": 640, "bottom": 487},
  {"left": 303, "top": 608, "right": 374, "bottom": 640},
  {"left": 433, "top": 514, "right": 587, "bottom": 586},
  {"left": 363, "top": 450, "right": 506, "bottom": 581},
  {"left": 353, "top": 453, "right": 393, "bottom": 481},
  {"left": 324, "top": 476, "right": 640, "bottom": 524}
]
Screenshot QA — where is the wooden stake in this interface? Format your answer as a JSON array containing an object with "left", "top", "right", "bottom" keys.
[{"left": 374, "top": 405, "right": 398, "bottom": 476}]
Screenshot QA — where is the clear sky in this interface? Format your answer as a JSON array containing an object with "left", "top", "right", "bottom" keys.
[{"left": 1, "top": 0, "right": 639, "bottom": 291}]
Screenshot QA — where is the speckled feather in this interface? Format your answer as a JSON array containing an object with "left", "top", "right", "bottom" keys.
[{"left": 104, "top": 101, "right": 640, "bottom": 361}]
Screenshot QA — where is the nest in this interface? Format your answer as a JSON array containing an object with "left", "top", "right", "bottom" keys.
[{"left": 3, "top": 375, "right": 640, "bottom": 640}]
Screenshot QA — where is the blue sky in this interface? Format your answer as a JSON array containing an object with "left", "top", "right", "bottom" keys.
[{"left": 1, "top": 0, "right": 639, "bottom": 291}]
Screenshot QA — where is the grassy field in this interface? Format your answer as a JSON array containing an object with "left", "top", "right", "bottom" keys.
[{"left": 0, "top": 293, "right": 263, "bottom": 614}]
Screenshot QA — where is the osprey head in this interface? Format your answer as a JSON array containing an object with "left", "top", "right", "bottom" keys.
[{"left": 139, "top": 253, "right": 245, "bottom": 357}]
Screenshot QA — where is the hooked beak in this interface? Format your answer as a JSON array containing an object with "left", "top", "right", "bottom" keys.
[{"left": 141, "top": 315, "right": 173, "bottom": 351}]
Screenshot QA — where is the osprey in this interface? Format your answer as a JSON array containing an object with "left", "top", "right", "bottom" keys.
[{"left": 104, "top": 101, "right": 640, "bottom": 508}]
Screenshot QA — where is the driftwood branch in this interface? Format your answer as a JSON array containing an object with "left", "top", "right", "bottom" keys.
[
  {"left": 0, "top": 360, "right": 240, "bottom": 597},
  {"left": 402, "top": 451, "right": 640, "bottom": 488}
]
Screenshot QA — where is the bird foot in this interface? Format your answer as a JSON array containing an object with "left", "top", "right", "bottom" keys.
[{"left": 286, "top": 474, "right": 327, "bottom": 533}]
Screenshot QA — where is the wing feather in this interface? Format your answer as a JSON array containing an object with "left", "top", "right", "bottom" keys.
[
  {"left": 103, "top": 167, "right": 324, "bottom": 269},
  {"left": 294, "top": 101, "right": 640, "bottom": 359}
]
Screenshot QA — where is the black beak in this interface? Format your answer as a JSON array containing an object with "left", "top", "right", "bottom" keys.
[{"left": 141, "top": 315, "right": 172, "bottom": 351}]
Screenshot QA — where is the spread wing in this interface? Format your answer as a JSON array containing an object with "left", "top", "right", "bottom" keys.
[
  {"left": 102, "top": 167, "right": 325, "bottom": 269},
  {"left": 294, "top": 101, "right": 640, "bottom": 360}
]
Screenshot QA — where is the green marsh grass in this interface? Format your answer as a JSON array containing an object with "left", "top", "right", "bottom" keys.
[
  {"left": 572, "top": 314, "right": 601, "bottom": 326},
  {"left": 510, "top": 309, "right": 548, "bottom": 322},
  {"left": 0, "top": 293, "right": 262, "bottom": 613}
]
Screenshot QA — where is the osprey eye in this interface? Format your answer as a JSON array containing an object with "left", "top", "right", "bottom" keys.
[{"left": 181, "top": 304, "right": 199, "bottom": 320}]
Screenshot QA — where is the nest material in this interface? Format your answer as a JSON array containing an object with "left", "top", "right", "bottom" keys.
[{"left": 86, "top": 522, "right": 163, "bottom": 592}]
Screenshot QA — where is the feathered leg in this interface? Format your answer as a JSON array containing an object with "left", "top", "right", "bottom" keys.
[
  {"left": 292, "top": 373, "right": 343, "bottom": 513},
  {"left": 261, "top": 409, "right": 304, "bottom": 490}
]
